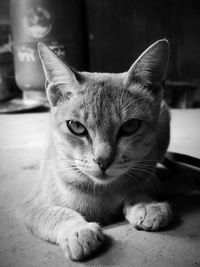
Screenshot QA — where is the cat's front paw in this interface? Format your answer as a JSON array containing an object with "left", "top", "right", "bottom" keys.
[
  {"left": 126, "top": 202, "right": 172, "bottom": 231},
  {"left": 58, "top": 222, "right": 104, "bottom": 261}
]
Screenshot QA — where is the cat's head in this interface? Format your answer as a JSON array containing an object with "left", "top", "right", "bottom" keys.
[{"left": 38, "top": 40, "right": 169, "bottom": 185}]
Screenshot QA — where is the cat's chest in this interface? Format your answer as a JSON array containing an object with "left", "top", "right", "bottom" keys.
[{"left": 62, "top": 189, "right": 124, "bottom": 224}]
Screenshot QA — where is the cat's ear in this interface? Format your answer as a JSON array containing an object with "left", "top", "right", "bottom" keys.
[
  {"left": 126, "top": 39, "right": 169, "bottom": 85},
  {"left": 38, "top": 42, "right": 77, "bottom": 106}
]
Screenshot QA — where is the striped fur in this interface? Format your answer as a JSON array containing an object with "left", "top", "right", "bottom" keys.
[{"left": 20, "top": 40, "right": 176, "bottom": 261}]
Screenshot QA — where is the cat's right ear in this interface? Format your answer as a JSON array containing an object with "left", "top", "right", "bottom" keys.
[
  {"left": 126, "top": 39, "right": 169, "bottom": 85},
  {"left": 38, "top": 42, "right": 77, "bottom": 106}
]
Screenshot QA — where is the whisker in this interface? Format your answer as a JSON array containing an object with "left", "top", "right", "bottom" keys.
[
  {"left": 126, "top": 171, "right": 146, "bottom": 194},
  {"left": 129, "top": 166, "right": 155, "bottom": 176},
  {"left": 123, "top": 96, "right": 151, "bottom": 111},
  {"left": 119, "top": 87, "right": 126, "bottom": 106}
]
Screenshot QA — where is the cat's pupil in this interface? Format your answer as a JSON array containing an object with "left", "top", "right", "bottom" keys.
[
  {"left": 66, "top": 120, "right": 86, "bottom": 136},
  {"left": 120, "top": 119, "right": 141, "bottom": 136}
]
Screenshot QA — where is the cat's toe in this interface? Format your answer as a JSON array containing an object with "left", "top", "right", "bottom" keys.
[
  {"left": 59, "top": 222, "right": 104, "bottom": 261},
  {"left": 128, "top": 202, "right": 172, "bottom": 231}
]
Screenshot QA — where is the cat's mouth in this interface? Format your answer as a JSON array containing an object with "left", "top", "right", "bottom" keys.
[
  {"left": 95, "top": 172, "right": 112, "bottom": 180},
  {"left": 92, "top": 173, "right": 115, "bottom": 184},
  {"left": 81, "top": 168, "right": 115, "bottom": 183}
]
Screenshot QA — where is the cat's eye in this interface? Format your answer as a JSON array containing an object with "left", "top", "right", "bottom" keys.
[
  {"left": 66, "top": 120, "right": 87, "bottom": 136},
  {"left": 120, "top": 119, "right": 141, "bottom": 136}
]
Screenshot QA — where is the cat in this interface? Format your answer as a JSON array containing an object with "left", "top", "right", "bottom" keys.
[{"left": 20, "top": 39, "right": 174, "bottom": 261}]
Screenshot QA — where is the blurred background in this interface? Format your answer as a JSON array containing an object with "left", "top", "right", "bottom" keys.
[
  {"left": 0, "top": 2, "right": 200, "bottom": 266},
  {"left": 0, "top": 0, "right": 200, "bottom": 111}
]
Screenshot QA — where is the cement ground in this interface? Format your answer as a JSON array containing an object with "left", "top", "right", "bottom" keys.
[{"left": 0, "top": 109, "right": 200, "bottom": 267}]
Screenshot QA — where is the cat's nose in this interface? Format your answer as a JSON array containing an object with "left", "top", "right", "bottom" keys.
[{"left": 93, "top": 157, "right": 112, "bottom": 172}]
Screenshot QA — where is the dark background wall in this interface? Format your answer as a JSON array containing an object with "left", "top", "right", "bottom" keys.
[
  {"left": 1, "top": 0, "right": 200, "bottom": 84},
  {"left": 84, "top": 0, "right": 200, "bottom": 84}
]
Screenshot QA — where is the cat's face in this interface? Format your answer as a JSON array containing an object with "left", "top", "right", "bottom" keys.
[{"left": 38, "top": 40, "right": 169, "bottom": 184}]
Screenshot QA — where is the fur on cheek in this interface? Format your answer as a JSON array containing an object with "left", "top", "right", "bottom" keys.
[
  {"left": 118, "top": 132, "right": 156, "bottom": 163},
  {"left": 65, "top": 133, "right": 85, "bottom": 147}
]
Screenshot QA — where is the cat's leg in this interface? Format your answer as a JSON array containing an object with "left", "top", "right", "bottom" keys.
[
  {"left": 124, "top": 196, "right": 172, "bottom": 231},
  {"left": 21, "top": 204, "right": 104, "bottom": 261}
]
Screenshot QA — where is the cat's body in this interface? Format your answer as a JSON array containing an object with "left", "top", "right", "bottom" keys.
[
  {"left": 35, "top": 98, "right": 170, "bottom": 225},
  {"left": 21, "top": 40, "right": 179, "bottom": 261}
]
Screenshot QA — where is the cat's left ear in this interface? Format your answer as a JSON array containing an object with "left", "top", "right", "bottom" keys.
[
  {"left": 38, "top": 42, "right": 78, "bottom": 106},
  {"left": 126, "top": 39, "right": 169, "bottom": 85}
]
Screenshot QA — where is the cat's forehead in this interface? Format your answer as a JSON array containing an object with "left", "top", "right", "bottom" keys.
[
  {"left": 79, "top": 71, "right": 138, "bottom": 104},
  {"left": 56, "top": 72, "right": 154, "bottom": 130},
  {"left": 74, "top": 73, "right": 152, "bottom": 126},
  {"left": 73, "top": 76, "right": 124, "bottom": 129}
]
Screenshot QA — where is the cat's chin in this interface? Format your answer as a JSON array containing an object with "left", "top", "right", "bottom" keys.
[
  {"left": 84, "top": 171, "right": 116, "bottom": 185},
  {"left": 90, "top": 175, "right": 116, "bottom": 185}
]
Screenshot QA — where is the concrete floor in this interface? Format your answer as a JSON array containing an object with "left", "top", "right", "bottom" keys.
[{"left": 0, "top": 109, "right": 200, "bottom": 267}]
